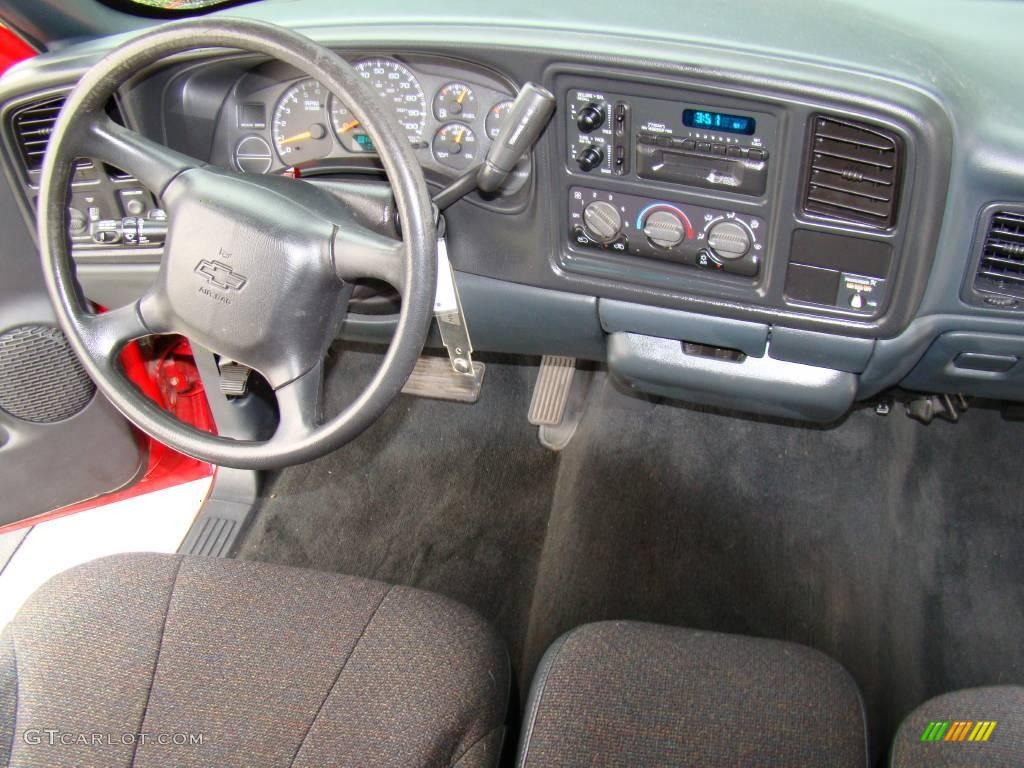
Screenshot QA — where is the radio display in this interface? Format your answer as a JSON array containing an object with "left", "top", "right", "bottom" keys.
[{"left": 683, "top": 109, "right": 756, "bottom": 135}]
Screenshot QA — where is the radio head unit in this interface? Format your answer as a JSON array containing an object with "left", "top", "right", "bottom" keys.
[{"left": 567, "top": 88, "right": 777, "bottom": 197}]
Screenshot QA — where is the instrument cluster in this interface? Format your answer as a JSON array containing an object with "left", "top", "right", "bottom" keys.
[{"left": 223, "top": 54, "right": 524, "bottom": 189}]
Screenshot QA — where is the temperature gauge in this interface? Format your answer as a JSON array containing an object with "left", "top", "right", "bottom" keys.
[
  {"left": 433, "top": 82, "right": 478, "bottom": 121},
  {"left": 432, "top": 123, "right": 478, "bottom": 170},
  {"left": 485, "top": 100, "right": 514, "bottom": 140}
]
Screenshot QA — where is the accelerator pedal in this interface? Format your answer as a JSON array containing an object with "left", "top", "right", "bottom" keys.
[
  {"left": 402, "top": 355, "right": 485, "bottom": 403},
  {"left": 528, "top": 356, "right": 592, "bottom": 450}
]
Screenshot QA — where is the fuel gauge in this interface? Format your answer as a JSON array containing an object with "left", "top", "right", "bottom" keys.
[
  {"left": 433, "top": 82, "right": 478, "bottom": 121},
  {"left": 432, "top": 123, "right": 478, "bottom": 170}
]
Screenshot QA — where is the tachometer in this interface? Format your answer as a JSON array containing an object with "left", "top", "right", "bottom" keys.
[
  {"left": 272, "top": 79, "right": 333, "bottom": 163},
  {"left": 353, "top": 58, "right": 427, "bottom": 145}
]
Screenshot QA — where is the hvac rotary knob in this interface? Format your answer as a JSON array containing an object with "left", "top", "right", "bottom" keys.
[
  {"left": 642, "top": 210, "right": 686, "bottom": 249},
  {"left": 707, "top": 220, "right": 751, "bottom": 260},
  {"left": 582, "top": 200, "right": 623, "bottom": 243}
]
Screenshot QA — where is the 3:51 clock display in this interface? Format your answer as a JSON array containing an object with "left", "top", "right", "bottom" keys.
[{"left": 683, "top": 108, "right": 756, "bottom": 135}]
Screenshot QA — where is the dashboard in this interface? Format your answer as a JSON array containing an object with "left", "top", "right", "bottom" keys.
[
  {"left": 1, "top": 0, "right": 1023, "bottom": 422},
  {"left": 209, "top": 55, "right": 527, "bottom": 190}
]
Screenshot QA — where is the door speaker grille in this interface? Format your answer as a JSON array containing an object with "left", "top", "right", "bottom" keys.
[{"left": 0, "top": 325, "right": 95, "bottom": 423}]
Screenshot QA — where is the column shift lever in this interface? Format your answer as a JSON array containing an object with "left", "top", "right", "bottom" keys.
[{"left": 432, "top": 82, "right": 556, "bottom": 209}]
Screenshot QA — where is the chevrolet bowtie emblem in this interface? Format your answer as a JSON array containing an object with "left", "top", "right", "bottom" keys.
[{"left": 194, "top": 259, "right": 248, "bottom": 290}]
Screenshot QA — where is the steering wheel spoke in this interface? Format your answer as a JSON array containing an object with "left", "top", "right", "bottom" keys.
[
  {"left": 271, "top": 361, "right": 325, "bottom": 442},
  {"left": 80, "top": 300, "right": 155, "bottom": 372},
  {"left": 77, "top": 115, "right": 197, "bottom": 196},
  {"left": 332, "top": 226, "right": 407, "bottom": 293}
]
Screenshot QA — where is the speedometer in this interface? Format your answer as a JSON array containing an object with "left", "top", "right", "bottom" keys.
[{"left": 353, "top": 58, "right": 427, "bottom": 145}]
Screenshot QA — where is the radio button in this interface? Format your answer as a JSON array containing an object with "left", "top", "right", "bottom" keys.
[
  {"left": 747, "top": 148, "right": 768, "bottom": 161},
  {"left": 711, "top": 143, "right": 727, "bottom": 155}
]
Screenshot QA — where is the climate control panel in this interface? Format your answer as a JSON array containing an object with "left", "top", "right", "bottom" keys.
[{"left": 568, "top": 186, "right": 765, "bottom": 277}]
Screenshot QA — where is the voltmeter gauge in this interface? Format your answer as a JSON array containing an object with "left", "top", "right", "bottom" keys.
[
  {"left": 432, "top": 123, "right": 478, "bottom": 171},
  {"left": 272, "top": 79, "right": 333, "bottom": 163},
  {"left": 433, "top": 82, "right": 478, "bottom": 121},
  {"left": 485, "top": 100, "right": 514, "bottom": 140}
]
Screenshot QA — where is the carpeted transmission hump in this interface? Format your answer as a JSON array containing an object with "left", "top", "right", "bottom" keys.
[{"left": 237, "top": 345, "right": 1024, "bottom": 764}]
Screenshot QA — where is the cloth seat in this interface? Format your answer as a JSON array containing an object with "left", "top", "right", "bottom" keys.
[
  {"left": 890, "top": 685, "right": 1024, "bottom": 767},
  {"left": 516, "top": 620, "right": 867, "bottom": 767},
  {"left": 0, "top": 553, "right": 509, "bottom": 768}
]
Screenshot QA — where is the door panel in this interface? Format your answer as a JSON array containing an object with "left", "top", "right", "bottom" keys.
[{"left": 0, "top": 165, "right": 143, "bottom": 527}]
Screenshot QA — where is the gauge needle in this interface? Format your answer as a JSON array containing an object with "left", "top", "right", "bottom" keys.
[
  {"left": 339, "top": 119, "right": 361, "bottom": 133},
  {"left": 456, "top": 88, "right": 468, "bottom": 105},
  {"left": 455, "top": 127, "right": 465, "bottom": 145},
  {"left": 280, "top": 124, "right": 327, "bottom": 145},
  {"left": 279, "top": 130, "right": 312, "bottom": 145}
]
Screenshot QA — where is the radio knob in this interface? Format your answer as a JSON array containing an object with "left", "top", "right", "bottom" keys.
[
  {"left": 576, "top": 144, "right": 604, "bottom": 172},
  {"left": 576, "top": 103, "right": 606, "bottom": 133},
  {"left": 707, "top": 220, "right": 751, "bottom": 260},
  {"left": 642, "top": 210, "right": 687, "bottom": 249},
  {"left": 582, "top": 200, "right": 623, "bottom": 243}
]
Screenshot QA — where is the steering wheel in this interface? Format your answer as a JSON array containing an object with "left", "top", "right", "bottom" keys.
[{"left": 38, "top": 18, "right": 437, "bottom": 469}]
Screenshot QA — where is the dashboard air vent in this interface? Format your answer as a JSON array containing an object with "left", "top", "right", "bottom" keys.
[
  {"left": 974, "top": 210, "right": 1024, "bottom": 298},
  {"left": 10, "top": 94, "right": 65, "bottom": 172},
  {"left": 804, "top": 115, "right": 901, "bottom": 228}
]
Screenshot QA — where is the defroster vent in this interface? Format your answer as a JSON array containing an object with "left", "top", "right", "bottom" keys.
[
  {"left": 804, "top": 115, "right": 902, "bottom": 229},
  {"left": 974, "top": 210, "right": 1024, "bottom": 300}
]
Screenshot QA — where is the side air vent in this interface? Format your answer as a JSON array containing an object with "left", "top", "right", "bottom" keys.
[
  {"left": 804, "top": 115, "right": 902, "bottom": 229},
  {"left": 974, "top": 210, "right": 1024, "bottom": 299},
  {"left": 10, "top": 94, "right": 65, "bottom": 172}
]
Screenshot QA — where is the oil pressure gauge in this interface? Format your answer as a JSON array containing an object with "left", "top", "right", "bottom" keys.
[
  {"left": 432, "top": 123, "right": 478, "bottom": 170},
  {"left": 433, "top": 82, "right": 478, "bottom": 121}
]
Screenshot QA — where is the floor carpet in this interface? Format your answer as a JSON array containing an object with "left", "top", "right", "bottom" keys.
[{"left": 236, "top": 345, "right": 1024, "bottom": 764}]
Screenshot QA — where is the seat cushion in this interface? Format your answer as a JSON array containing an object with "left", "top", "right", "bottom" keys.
[
  {"left": 517, "top": 621, "right": 867, "bottom": 767},
  {"left": 890, "top": 685, "right": 1024, "bottom": 767},
  {"left": 0, "top": 553, "right": 508, "bottom": 768}
]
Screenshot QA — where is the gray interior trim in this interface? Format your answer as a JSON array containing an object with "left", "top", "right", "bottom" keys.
[
  {"left": 607, "top": 331, "right": 857, "bottom": 422},
  {"left": 600, "top": 299, "right": 769, "bottom": 357},
  {"left": 859, "top": 314, "right": 1024, "bottom": 398},
  {"left": 768, "top": 326, "right": 875, "bottom": 374},
  {"left": 899, "top": 331, "right": 1024, "bottom": 400}
]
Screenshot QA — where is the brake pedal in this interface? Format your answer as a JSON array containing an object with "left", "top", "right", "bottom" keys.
[
  {"left": 402, "top": 355, "right": 485, "bottom": 403},
  {"left": 529, "top": 356, "right": 592, "bottom": 450}
]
